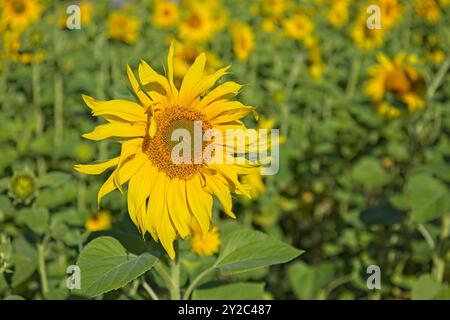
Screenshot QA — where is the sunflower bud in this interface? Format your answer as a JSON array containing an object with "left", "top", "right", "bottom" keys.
[{"left": 9, "top": 169, "right": 37, "bottom": 205}]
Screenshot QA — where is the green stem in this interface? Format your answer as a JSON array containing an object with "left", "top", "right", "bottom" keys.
[
  {"left": 170, "top": 257, "right": 180, "bottom": 300},
  {"left": 53, "top": 71, "right": 64, "bottom": 162},
  {"left": 141, "top": 279, "right": 159, "bottom": 300},
  {"left": 32, "top": 61, "right": 46, "bottom": 176},
  {"left": 154, "top": 261, "right": 175, "bottom": 292},
  {"left": 182, "top": 266, "right": 215, "bottom": 300},
  {"left": 37, "top": 241, "right": 49, "bottom": 296},
  {"left": 427, "top": 56, "right": 450, "bottom": 99},
  {"left": 346, "top": 53, "right": 363, "bottom": 98}
]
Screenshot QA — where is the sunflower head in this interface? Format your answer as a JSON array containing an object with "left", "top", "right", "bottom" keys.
[
  {"left": 366, "top": 53, "right": 426, "bottom": 117},
  {"left": 230, "top": 22, "right": 255, "bottom": 61},
  {"left": 190, "top": 221, "right": 220, "bottom": 256},
  {"left": 283, "top": 13, "right": 314, "bottom": 41},
  {"left": 2, "top": 0, "right": 42, "bottom": 31},
  {"left": 75, "top": 43, "right": 259, "bottom": 259},
  {"left": 107, "top": 12, "right": 140, "bottom": 45},
  {"left": 351, "top": 16, "right": 384, "bottom": 51},
  {"left": 9, "top": 168, "right": 37, "bottom": 204},
  {"left": 152, "top": 1, "right": 179, "bottom": 28},
  {"left": 85, "top": 210, "right": 112, "bottom": 232}
]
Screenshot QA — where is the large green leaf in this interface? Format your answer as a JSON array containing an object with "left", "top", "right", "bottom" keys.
[
  {"left": 411, "top": 274, "right": 441, "bottom": 300},
  {"left": 76, "top": 236, "right": 158, "bottom": 297},
  {"left": 192, "top": 282, "right": 266, "bottom": 300},
  {"left": 17, "top": 207, "right": 49, "bottom": 234},
  {"left": 405, "top": 174, "right": 450, "bottom": 223},
  {"left": 215, "top": 229, "right": 303, "bottom": 274},
  {"left": 11, "top": 237, "right": 38, "bottom": 287},
  {"left": 287, "top": 262, "right": 336, "bottom": 299}
]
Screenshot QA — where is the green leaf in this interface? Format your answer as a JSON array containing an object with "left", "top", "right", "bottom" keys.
[
  {"left": 411, "top": 274, "right": 441, "bottom": 300},
  {"left": 215, "top": 228, "right": 303, "bottom": 274},
  {"left": 192, "top": 282, "right": 266, "bottom": 300},
  {"left": 288, "top": 262, "right": 336, "bottom": 299},
  {"left": 351, "top": 157, "right": 392, "bottom": 189},
  {"left": 405, "top": 174, "right": 450, "bottom": 223},
  {"left": 11, "top": 237, "right": 38, "bottom": 287},
  {"left": 76, "top": 236, "right": 158, "bottom": 297},
  {"left": 17, "top": 207, "right": 49, "bottom": 234}
]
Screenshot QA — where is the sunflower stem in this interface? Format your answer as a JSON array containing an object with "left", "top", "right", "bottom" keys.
[
  {"left": 427, "top": 55, "right": 450, "bottom": 99},
  {"left": 141, "top": 278, "right": 159, "bottom": 300},
  {"left": 154, "top": 261, "right": 175, "bottom": 293},
  {"left": 170, "top": 253, "right": 180, "bottom": 300},
  {"left": 182, "top": 266, "right": 215, "bottom": 300},
  {"left": 37, "top": 237, "right": 49, "bottom": 297},
  {"left": 32, "top": 60, "right": 46, "bottom": 176}
]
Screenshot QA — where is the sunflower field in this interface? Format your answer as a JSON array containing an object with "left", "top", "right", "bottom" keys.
[{"left": 0, "top": 0, "right": 450, "bottom": 301}]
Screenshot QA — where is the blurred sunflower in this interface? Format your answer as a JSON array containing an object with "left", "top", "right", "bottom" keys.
[
  {"left": 351, "top": 15, "right": 384, "bottom": 51},
  {"left": 282, "top": 13, "right": 314, "bottom": 41},
  {"left": 379, "top": 0, "right": 403, "bottom": 29},
  {"left": 1, "top": 0, "right": 42, "bottom": 31},
  {"left": 261, "top": 0, "right": 287, "bottom": 17},
  {"left": 413, "top": 0, "right": 441, "bottom": 23},
  {"left": 179, "top": 5, "right": 215, "bottom": 43},
  {"left": 85, "top": 210, "right": 112, "bottom": 232},
  {"left": 366, "top": 53, "right": 426, "bottom": 118},
  {"left": 425, "top": 35, "right": 445, "bottom": 64},
  {"left": 75, "top": 43, "right": 258, "bottom": 259},
  {"left": 190, "top": 221, "right": 220, "bottom": 256},
  {"left": 152, "top": 1, "right": 179, "bottom": 28},
  {"left": 242, "top": 168, "right": 265, "bottom": 200},
  {"left": 230, "top": 21, "right": 255, "bottom": 61},
  {"left": 327, "top": 0, "right": 350, "bottom": 29},
  {"left": 107, "top": 12, "right": 140, "bottom": 45}
]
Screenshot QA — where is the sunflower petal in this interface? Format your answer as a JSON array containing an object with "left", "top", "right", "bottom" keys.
[
  {"left": 82, "top": 122, "right": 146, "bottom": 141},
  {"left": 126, "top": 64, "right": 152, "bottom": 109},
  {"left": 74, "top": 157, "right": 119, "bottom": 175},
  {"left": 167, "top": 179, "right": 191, "bottom": 238},
  {"left": 178, "top": 53, "right": 206, "bottom": 106},
  {"left": 82, "top": 95, "right": 147, "bottom": 122},
  {"left": 186, "top": 176, "right": 212, "bottom": 236},
  {"left": 203, "top": 173, "right": 236, "bottom": 218}
]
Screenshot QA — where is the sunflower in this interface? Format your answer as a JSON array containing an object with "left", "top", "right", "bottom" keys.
[
  {"left": 179, "top": 5, "right": 216, "bottom": 43},
  {"left": 351, "top": 15, "right": 384, "bottom": 51},
  {"left": 327, "top": 0, "right": 350, "bottom": 29},
  {"left": 152, "top": 1, "right": 179, "bottom": 28},
  {"left": 230, "top": 22, "right": 255, "bottom": 61},
  {"left": 74, "top": 44, "right": 258, "bottom": 259},
  {"left": 366, "top": 53, "right": 426, "bottom": 118},
  {"left": 85, "top": 210, "right": 112, "bottom": 232},
  {"left": 190, "top": 221, "right": 220, "bottom": 256},
  {"left": 1, "top": 0, "right": 42, "bottom": 32},
  {"left": 107, "top": 12, "right": 140, "bottom": 45},
  {"left": 282, "top": 13, "right": 314, "bottom": 41},
  {"left": 414, "top": 0, "right": 441, "bottom": 23},
  {"left": 379, "top": 0, "right": 403, "bottom": 29}
]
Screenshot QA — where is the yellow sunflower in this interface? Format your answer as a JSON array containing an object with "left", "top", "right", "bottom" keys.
[
  {"left": 152, "top": 1, "right": 179, "bottom": 28},
  {"left": 107, "top": 12, "right": 140, "bottom": 45},
  {"left": 379, "top": 0, "right": 403, "bottom": 29},
  {"left": 179, "top": 5, "right": 216, "bottom": 43},
  {"left": 1, "top": 0, "right": 42, "bottom": 32},
  {"left": 230, "top": 22, "right": 255, "bottom": 61},
  {"left": 351, "top": 15, "right": 384, "bottom": 51},
  {"left": 85, "top": 210, "right": 112, "bottom": 232},
  {"left": 327, "top": 0, "right": 350, "bottom": 29},
  {"left": 282, "top": 13, "right": 314, "bottom": 41},
  {"left": 414, "top": 0, "right": 441, "bottom": 23},
  {"left": 366, "top": 53, "right": 426, "bottom": 118},
  {"left": 190, "top": 221, "right": 220, "bottom": 256},
  {"left": 74, "top": 44, "right": 258, "bottom": 259}
]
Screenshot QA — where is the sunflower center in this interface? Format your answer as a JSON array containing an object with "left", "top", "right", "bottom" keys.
[
  {"left": 144, "top": 107, "right": 212, "bottom": 180},
  {"left": 385, "top": 68, "right": 412, "bottom": 94},
  {"left": 187, "top": 14, "right": 202, "bottom": 28},
  {"left": 13, "top": 1, "right": 26, "bottom": 13}
]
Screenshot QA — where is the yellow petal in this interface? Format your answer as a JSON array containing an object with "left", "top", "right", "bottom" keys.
[
  {"left": 198, "top": 81, "right": 242, "bottom": 109},
  {"left": 210, "top": 164, "right": 251, "bottom": 198},
  {"left": 126, "top": 64, "right": 152, "bottom": 109},
  {"left": 203, "top": 173, "right": 236, "bottom": 218},
  {"left": 127, "top": 162, "right": 156, "bottom": 230},
  {"left": 74, "top": 157, "right": 119, "bottom": 175},
  {"left": 204, "top": 101, "right": 256, "bottom": 124},
  {"left": 178, "top": 53, "right": 206, "bottom": 107},
  {"left": 82, "top": 95, "right": 147, "bottom": 122},
  {"left": 114, "top": 138, "right": 144, "bottom": 192},
  {"left": 186, "top": 175, "right": 212, "bottom": 236},
  {"left": 82, "top": 122, "right": 146, "bottom": 141},
  {"left": 167, "top": 179, "right": 191, "bottom": 238},
  {"left": 138, "top": 60, "right": 171, "bottom": 97},
  {"left": 166, "top": 41, "right": 178, "bottom": 105},
  {"left": 146, "top": 172, "right": 168, "bottom": 239}
]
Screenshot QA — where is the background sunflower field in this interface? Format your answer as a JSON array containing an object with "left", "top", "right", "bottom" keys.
[{"left": 1, "top": 0, "right": 450, "bottom": 300}]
